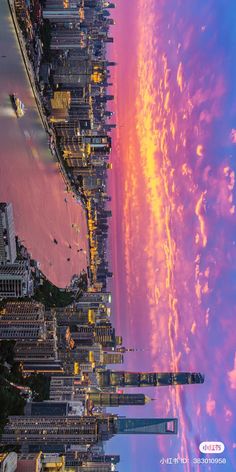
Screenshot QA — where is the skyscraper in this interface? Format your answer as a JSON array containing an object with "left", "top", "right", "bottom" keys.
[
  {"left": 1, "top": 414, "right": 178, "bottom": 450},
  {"left": 116, "top": 418, "right": 178, "bottom": 435},
  {"left": 96, "top": 370, "right": 204, "bottom": 387},
  {"left": 0, "top": 262, "right": 34, "bottom": 298},
  {"left": 2, "top": 415, "right": 114, "bottom": 449},
  {"left": 0, "top": 202, "right": 17, "bottom": 264},
  {"left": 0, "top": 301, "right": 46, "bottom": 340},
  {"left": 101, "top": 352, "right": 124, "bottom": 364},
  {"left": 87, "top": 392, "right": 150, "bottom": 407},
  {"left": 49, "top": 376, "right": 85, "bottom": 402}
]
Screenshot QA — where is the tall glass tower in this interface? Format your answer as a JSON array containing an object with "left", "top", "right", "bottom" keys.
[
  {"left": 97, "top": 370, "right": 204, "bottom": 387},
  {"left": 87, "top": 392, "right": 150, "bottom": 406},
  {"left": 2, "top": 414, "right": 178, "bottom": 448},
  {"left": 116, "top": 418, "right": 178, "bottom": 435}
]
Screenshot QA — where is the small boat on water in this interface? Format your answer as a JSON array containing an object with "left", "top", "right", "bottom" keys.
[{"left": 9, "top": 93, "right": 25, "bottom": 118}]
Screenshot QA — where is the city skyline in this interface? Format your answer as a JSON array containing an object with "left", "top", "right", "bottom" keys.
[
  {"left": 0, "top": 0, "right": 196, "bottom": 469},
  {"left": 0, "top": 0, "right": 235, "bottom": 470}
]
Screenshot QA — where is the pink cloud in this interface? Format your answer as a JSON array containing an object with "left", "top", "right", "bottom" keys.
[
  {"left": 206, "top": 393, "right": 216, "bottom": 416},
  {"left": 227, "top": 353, "right": 236, "bottom": 389},
  {"left": 224, "top": 406, "right": 233, "bottom": 421},
  {"left": 231, "top": 129, "right": 236, "bottom": 143},
  {"left": 190, "top": 321, "right": 196, "bottom": 334},
  {"left": 196, "top": 403, "right": 201, "bottom": 417}
]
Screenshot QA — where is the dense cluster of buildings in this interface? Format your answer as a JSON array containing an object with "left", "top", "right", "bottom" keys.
[
  {"left": 1, "top": 1, "right": 206, "bottom": 471},
  {"left": 0, "top": 450, "right": 121, "bottom": 472},
  {"left": 14, "top": 0, "right": 116, "bottom": 290},
  {"left": 0, "top": 291, "right": 204, "bottom": 470},
  {"left": 0, "top": 450, "right": 120, "bottom": 472},
  {"left": 41, "top": 0, "right": 116, "bottom": 289},
  {"left": 0, "top": 255, "right": 204, "bottom": 469},
  {"left": 0, "top": 203, "right": 34, "bottom": 299}
]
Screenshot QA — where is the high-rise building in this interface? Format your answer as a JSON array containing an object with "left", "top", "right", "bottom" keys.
[
  {"left": 0, "top": 203, "right": 17, "bottom": 264},
  {"left": 1, "top": 415, "right": 116, "bottom": 449},
  {"left": 14, "top": 339, "right": 58, "bottom": 362},
  {"left": 22, "top": 361, "right": 64, "bottom": 375},
  {"left": 49, "top": 387, "right": 150, "bottom": 408},
  {"left": 2, "top": 301, "right": 45, "bottom": 318},
  {"left": 0, "top": 262, "right": 34, "bottom": 298},
  {"left": 0, "top": 321, "right": 45, "bottom": 341},
  {"left": 49, "top": 376, "right": 94, "bottom": 402},
  {"left": 0, "top": 301, "right": 46, "bottom": 340},
  {"left": 101, "top": 352, "right": 123, "bottom": 365},
  {"left": 1, "top": 414, "right": 178, "bottom": 449},
  {"left": 87, "top": 392, "right": 150, "bottom": 407},
  {"left": 10, "top": 306, "right": 59, "bottom": 373},
  {"left": 94, "top": 324, "right": 116, "bottom": 347},
  {"left": 25, "top": 402, "right": 69, "bottom": 417},
  {"left": 75, "top": 292, "right": 112, "bottom": 307},
  {"left": 43, "top": 8, "right": 82, "bottom": 20},
  {"left": 68, "top": 323, "right": 121, "bottom": 349},
  {"left": 96, "top": 370, "right": 205, "bottom": 388},
  {"left": 116, "top": 418, "right": 178, "bottom": 435},
  {"left": 65, "top": 452, "right": 120, "bottom": 468}
]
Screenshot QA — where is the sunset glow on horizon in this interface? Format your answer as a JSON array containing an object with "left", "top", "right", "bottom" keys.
[{"left": 109, "top": 0, "right": 236, "bottom": 469}]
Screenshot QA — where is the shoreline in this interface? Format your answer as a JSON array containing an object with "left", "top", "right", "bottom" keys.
[
  {"left": 8, "top": 0, "right": 112, "bottom": 291},
  {"left": 7, "top": 0, "right": 92, "bottom": 279},
  {"left": 7, "top": 0, "right": 85, "bottom": 208}
]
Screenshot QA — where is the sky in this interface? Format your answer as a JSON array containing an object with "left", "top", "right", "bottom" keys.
[{"left": 108, "top": 0, "right": 236, "bottom": 470}]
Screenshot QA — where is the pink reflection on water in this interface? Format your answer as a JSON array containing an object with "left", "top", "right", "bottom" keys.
[
  {"left": 0, "top": 1, "right": 88, "bottom": 287},
  {"left": 0, "top": 112, "right": 87, "bottom": 288}
]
